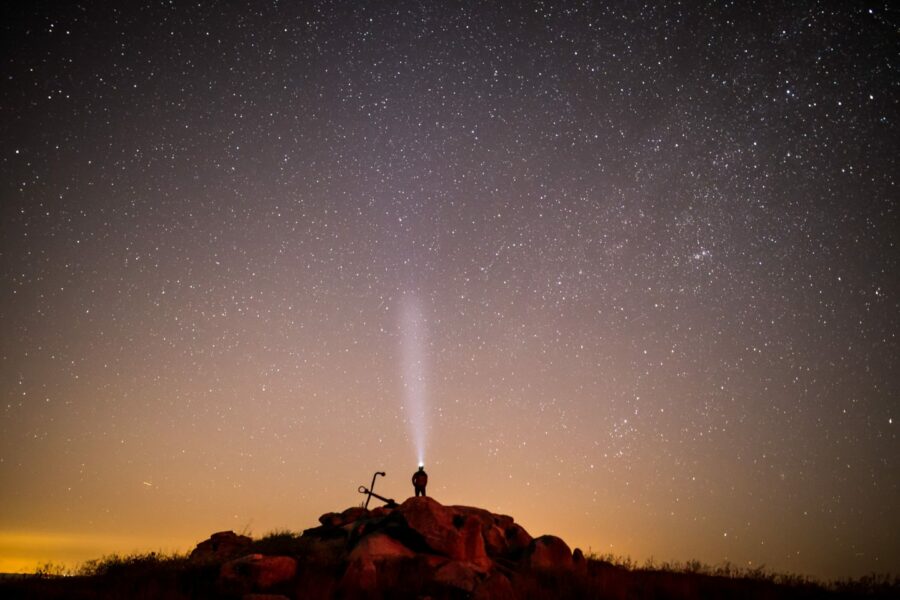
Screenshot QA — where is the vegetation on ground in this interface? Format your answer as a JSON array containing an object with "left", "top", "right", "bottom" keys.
[{"left": 1, "top": 531, "right": 896, "bottom": 599}]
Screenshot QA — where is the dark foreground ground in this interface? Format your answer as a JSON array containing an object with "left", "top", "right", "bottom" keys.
[{"left": 1, "top": 553, "right": 897, "bottom": 600}]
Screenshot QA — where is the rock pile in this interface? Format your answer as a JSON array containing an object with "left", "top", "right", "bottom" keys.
[{"left": 191, "top": 496, "right": 577, "bottom": 599}]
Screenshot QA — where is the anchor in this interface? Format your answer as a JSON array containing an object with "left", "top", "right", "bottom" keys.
[{"left": 358, "top": 471, "right": 397, "bottom": 508}]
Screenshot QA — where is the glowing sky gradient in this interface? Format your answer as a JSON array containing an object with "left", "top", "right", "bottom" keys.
[{"left": 1, "top": 1, "right": 898, "bottom": 579}]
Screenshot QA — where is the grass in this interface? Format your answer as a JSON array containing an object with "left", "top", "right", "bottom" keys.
[
  {"left": 1, "top": 535, "right": 896, "bottom": 599},
  {"left": 562, "top": 553, "right": 900, "bottom": 600},
  {"left": 0, "top": 552, "right": 220, "bottom": 600}
]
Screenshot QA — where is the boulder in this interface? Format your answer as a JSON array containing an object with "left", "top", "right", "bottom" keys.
[
  {"left": 473, "top": 572, "right": 519, "bottom": 600},
  {"left": 220, "top": 554, "right": 297, "bottom": 592},
  {"left": 318, "top": 507, "right": 368, "bottom": 526},
  {"left": 368, "top": 505, "right": 394, "bottom": 519},
  {"left": 425, "top": 503, "right": 532, "bottom": 560},
  {"left": 396, "top": 497, "right": 454, "bottom": 551},
  {"left": 573, "top": 547, "right": 588, "bottom": 574},
  {"left": 481, "top": 520, "right": 532, "bottom": 559},
  {"left": 190, "top": 530, "right": 253, "bottom": 562},
  {"left": 504, "top": 523, "right": 534, "bottom": 558},
  {"left": 318, "top": 512, "right": 343, "bottom": 528},
  {"left": 482, "top": 521, "right": 510, "bottom": 556},
  {"left": 319, "top": 506, "right": 373, "bottom": 530},
  {"left": 458, "top": 515, "right": 492, "bottom": 570},
  {"left": 349, "top": 532, "right": 416, "bottom": 562},
  {"left": 396, "top": 497, "right": 491, "bottom": 569},
  {"left": 339, "top": 533, "right": 417, "bottom": 594},
  {"left": 340, "top": 554, "right": 378, "bottom": 593},
  {"left": 340, "top": 506, "right": 370, "bottom": 524},
  {"left": 434, "top": 560, "right": 482, "bottom": 593},
  {"left": 454, "top": 506, "right": 513, "bottom": 557},
  {"left": 525, "top": 535, "right": 573, "bottom": 570}
]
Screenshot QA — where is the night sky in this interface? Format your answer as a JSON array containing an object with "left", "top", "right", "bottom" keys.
[{"left": 1, "top": 1, "right": 897, "bottom": 579}]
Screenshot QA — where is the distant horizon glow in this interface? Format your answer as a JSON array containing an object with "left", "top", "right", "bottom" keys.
[{"left": 400, "top": 294, "right": 429, "bottom": 467}]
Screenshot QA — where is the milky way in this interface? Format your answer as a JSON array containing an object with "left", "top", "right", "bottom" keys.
[{"left": 1, "top": 1, "right": 897, "bottom": 578}]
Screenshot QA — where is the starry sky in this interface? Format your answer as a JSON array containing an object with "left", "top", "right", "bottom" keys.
[{"left": 1, "top": 0, "right": 897, "bottom": 580}]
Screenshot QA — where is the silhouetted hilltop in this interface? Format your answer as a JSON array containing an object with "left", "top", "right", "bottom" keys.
[
  {"left": 2, "top": 497, "right": 897, "bottom": 599},
  {"left": 187, "top": 495, "right": 569, "bottom": 597}
]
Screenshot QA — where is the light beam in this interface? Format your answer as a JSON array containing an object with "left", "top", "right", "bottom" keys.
[{"left": 399, "top": 294, "right": 429, "bottom": 466}]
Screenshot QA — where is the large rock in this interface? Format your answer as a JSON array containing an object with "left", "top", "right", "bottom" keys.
[
  {"left": 473, "top": 572, "right": 518, "bottom": 600},
  {"left": 460, "top": 515, "right": 492, "bottom": 570},
  {"left": 318, "top": 511, "right": 343, "bottom": 528},
  {"left": 396, "top": 497, "right": 491, "bottom": 569},
  {"left": 368, "top": 505, "right": 394, "bottom": 520},
  {"left": 434, "top": 560, "right": 483, "bottom": 593},
  {"left": 339, "top": 533, "right": 417, "bottom": 593},
  {"left": 428, "top": 503, "right": 532, "bottom": 560},
  {"left": 220, "top": 554, "right": 297, "bottom": 593},
  {"left": 340, "top": 554, "right": 377, "bottom": 593},
  {"left": 349, "top": 532, "right": 416, "bottom": 563},
  {"left": 478, "top": 516, "right": 532, "bottom": 558},
  {"left": 190, "top": 530, "right": 253, "bottom": 562},
  {"left": 318, "top": 506, "right": 370, "bottom": 528},
  {"left": 525, "top": 535, "right": 573, "bottom": 570},
  {"left": 394, "top": 497, "right": 454, "bottom": 551}
]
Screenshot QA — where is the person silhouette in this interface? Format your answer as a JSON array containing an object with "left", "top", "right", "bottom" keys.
[{"left": 412, "top": 465, "right": 428, "bottom": 497}]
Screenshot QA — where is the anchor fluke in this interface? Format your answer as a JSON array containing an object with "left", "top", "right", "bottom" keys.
[{"left": 358, "top": 471, "right": 397, "bottom": 508}]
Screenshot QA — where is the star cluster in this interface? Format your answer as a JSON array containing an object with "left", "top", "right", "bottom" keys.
[{"left": 1, "top": 1, "right": 897, "bottom": 578}]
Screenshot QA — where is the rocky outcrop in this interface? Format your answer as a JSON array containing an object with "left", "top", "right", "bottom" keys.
[
  {"left": 396, "top": 497, "right": 492, "bottom": 570},
  {"left": 191, "top": 496, "right": 580, "bottom": 599},
  {"left": 189, "top": 530, "right": 253, "bottom": 562},
  {"left": 526, "top": 534, "right": 574, "bottom": 570}
]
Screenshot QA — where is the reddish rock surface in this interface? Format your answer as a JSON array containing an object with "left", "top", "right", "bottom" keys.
[
  {"left": 220, "top": 554, "right": 297, "bottom": 592},
  {"left": 433, "top": 560, "right": 482, "bottom": 592},
  {"left": 193, "top": 496, "right": 576, "bottom": 598},
  {"left": 394, "top": 497, "right": 508, "bottom": 570},
  {"left": 526, "top": 534, "right": 574, "bottom": 570},
  {"left": 319, "top": 506, "right": 371, "bottom": 528},
  {"left": 473, "top": 572, "right": 518, "bottom": 600},
  {"left": 349, "top": 532, "right": 416, "bottom": 562}
]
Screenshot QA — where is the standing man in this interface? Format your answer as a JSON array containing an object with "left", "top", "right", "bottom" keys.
[{"left": 412, "top": 465, "right": 428, "bottom": 497}]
